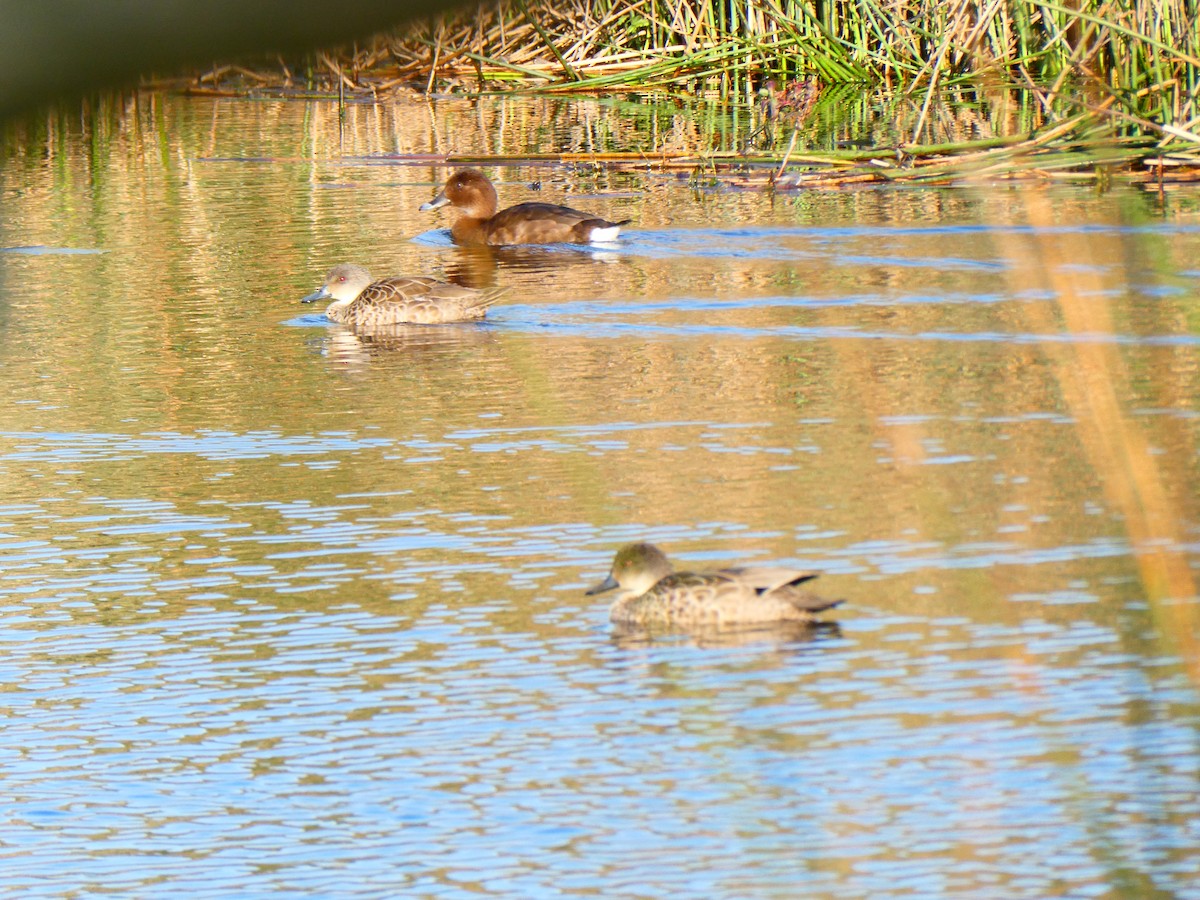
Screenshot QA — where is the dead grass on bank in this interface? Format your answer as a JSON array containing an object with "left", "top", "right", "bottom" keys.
[{"left": 170, "top": 0, "right": 1200, "bottom": 190}]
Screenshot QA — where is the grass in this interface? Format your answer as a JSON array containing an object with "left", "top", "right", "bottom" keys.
[
  {"left": 178, "top": 0, "right": 1200, "bottom": 186},
  {"left": 371, "top": 1, "right": 1199, "bottom": 133}
]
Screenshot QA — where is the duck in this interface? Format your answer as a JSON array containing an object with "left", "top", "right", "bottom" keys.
[
  {"left": 420, "top": 168, "right": 631, "bottom": 246},
  {"left": 586, "top": 542, "right": 842, "bottom": 627},
  {"left": 301, "top": 263, "right": 507, "bottom": 327}
]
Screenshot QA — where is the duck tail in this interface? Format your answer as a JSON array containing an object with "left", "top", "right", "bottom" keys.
[
  {"left": 580, "top": 218, "right": 632, "bottom": 243},
  {"left": 472, "top": 287, "right": 510, "bottom": 312},
  {"left": 791, "top": 595, "right": 844, "bottom": 615}
]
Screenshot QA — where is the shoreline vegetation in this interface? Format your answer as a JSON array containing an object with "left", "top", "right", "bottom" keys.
[{"left": 178, "top": 0, "right": 1199, "bottom": 189}]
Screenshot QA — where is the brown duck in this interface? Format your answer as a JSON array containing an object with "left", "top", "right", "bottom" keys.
[
  {"left": 301, "top": 263, "right": 506, "bottom": 327},
  {"left": 587, "top": 542, "right": 842, "bottom": 627},
  {"left": 420, "top": 168, "right": 630, "bottom": 246}
]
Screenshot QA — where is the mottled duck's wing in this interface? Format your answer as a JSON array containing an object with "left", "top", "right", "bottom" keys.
[
  {"left": 625, "top": 571, "right": 732, "bottom": 624},
  {"left": 702, "top": 568, "right": 841, "bottom": 616},
  {"left": 717, "top": 566, "right": 820, "bottom": 595},
  {"left": 720, "top": 567, "right": 842, "bottom": 614},
  {"left": 779, "top": 592, "right": 843, "bottom": 614},
  {"left": 616, "top": 570, "right": 841, "bottom": 626},
  {"left": 348, "top": 277, "right": 505, "bottom": 325},
  {"left": 463, "top": 285, "right": 509, "bottom": 312}
]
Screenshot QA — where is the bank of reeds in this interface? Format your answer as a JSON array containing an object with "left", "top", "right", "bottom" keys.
[
  {"left": 271, "top": 1, "right": 1196, "bottom": 135},
  {"left": 185, "top": 0, "right": 1200, "bottom": 184}
]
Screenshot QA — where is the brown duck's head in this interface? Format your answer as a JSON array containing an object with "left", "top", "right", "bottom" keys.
[
  {"left": 420, "top": 168, "right": 499, "bottom": 218},
  {"left": 586, "top": 542, "right": 674, "bottom": 597}
]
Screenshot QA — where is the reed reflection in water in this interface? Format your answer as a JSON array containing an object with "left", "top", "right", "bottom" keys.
[{"left": 0, "top": 94, "right": 1198, "bottom": 899}]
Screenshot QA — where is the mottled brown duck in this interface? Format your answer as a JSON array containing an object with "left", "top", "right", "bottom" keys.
[
  {"left": 301, "top": 263, "right": 506, "bottom": 327},
  {"left": 587, "top": 542, "right": 842, "bottom": 627}
]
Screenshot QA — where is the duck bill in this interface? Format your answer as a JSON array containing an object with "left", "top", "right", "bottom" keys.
[
  {"left": 585, "top": 573, "right": 619, "bottom": 596},
  {"left": 301, "top": 286, "right": 331, "bottom": 304},
  {"left": 419, "top": 191, "right": 450, "bottom": 211}
]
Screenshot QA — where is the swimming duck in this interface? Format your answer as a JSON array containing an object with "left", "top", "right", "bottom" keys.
[
  {"left": 420, "top": 168, "right": 631, "bottom": 246},
  {"left": 586, "top": 542, "right": 842, "bottom": 627},
  {"left": 301, "top": 263, "right": 506, "bottom": 327}
]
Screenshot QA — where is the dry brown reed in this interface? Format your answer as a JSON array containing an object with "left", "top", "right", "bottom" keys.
[{"left": 177, "top": 1, "right": 1200, "bottom": 185}]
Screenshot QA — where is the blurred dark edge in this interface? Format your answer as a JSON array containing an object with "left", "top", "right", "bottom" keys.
[{"left": 0, "top": 0, "right": 467, "bottom": 120}]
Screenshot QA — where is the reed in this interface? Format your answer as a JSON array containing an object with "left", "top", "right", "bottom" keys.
[
  {"left": 363, "top": 1, "right": 1199, "bottom": 137},
  {"left": 180, "top": 0, "right": 1199, "bottom": 178}
]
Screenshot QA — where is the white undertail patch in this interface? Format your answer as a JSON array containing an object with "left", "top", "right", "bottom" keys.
[{"left": 588, "top": 225, "right": 622, "bottom": 243}]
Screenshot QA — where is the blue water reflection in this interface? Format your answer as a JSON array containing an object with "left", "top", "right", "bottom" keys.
[{"left": 3, "top": 581, "right": 1198, "bottom": 897}]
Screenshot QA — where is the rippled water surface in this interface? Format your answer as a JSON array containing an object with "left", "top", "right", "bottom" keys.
[{"left": 1, "top": 94, "right": 1199, "bottom": 898}]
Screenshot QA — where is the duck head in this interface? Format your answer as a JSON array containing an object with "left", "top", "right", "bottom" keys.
[
  {"left": 301, "top": 263, "right": 373, "bottom": 308},
  {"left": 586, "top": 542, "right": 674, "bottom": 597},
  {"left": 420, "top": 168, "right": 499, "bottom": 218}
]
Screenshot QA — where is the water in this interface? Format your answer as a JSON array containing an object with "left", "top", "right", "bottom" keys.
[{"left": 1, "top": 93, "right": 1198, "bottom": 898}]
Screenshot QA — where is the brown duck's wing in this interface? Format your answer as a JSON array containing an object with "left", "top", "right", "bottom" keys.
[
  {"left": 346, "top": 277, "right": 506, "bottom": 326},
  {"left": 484, "top": 202, "right": 628, "bottom": 244}
]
